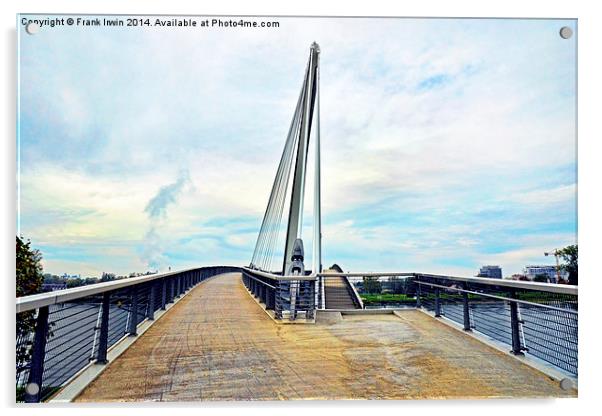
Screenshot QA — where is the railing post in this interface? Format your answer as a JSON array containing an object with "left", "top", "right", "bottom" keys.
[
  {"left": 509, "top": 289, "right": 524, "bottom": 355},
  {"left": 275, "top": 281, "right": 283, "bottom": 319},
  {"left": 309, "top": 279, "right": 316, "bottom": 319},
  {"left": 161, "top": 278, "right": 167, "bottom": 310},
  {"left": 127, "top": 286, "right": 138, "bottom": 336},
  {"left": 147, "top": 282, "right": 156, "bottom": 321},
  {"left": 434, "top": 287, "right": 441, "bottom": 317},
  {"left": 415, "top": 282, "right": 422, "bottom": 308},
  {"left": 24, "top": 306, "right": 50, "bottom": 403},
  {"left": 176, "top": 275, "right": 181, "bottom": 297},
  {"left": 266, "top": 286, "right": 274, "bottom": 309},
  {"left": 95, "top": 292, "right": 111, "bottom": 364},
  {"left": 462, "top": 282, "right": 471, "bottom": 331}
]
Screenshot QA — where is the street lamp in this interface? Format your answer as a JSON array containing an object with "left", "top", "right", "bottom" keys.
[{"left": 544, "top": 249, "right": 561, "bottom": 283}]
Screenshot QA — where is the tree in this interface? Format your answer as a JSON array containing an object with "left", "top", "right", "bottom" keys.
[
  {"left": 533, "top": 274, "right": 549, "bottom": 283},
  {"left": 388, "top": 276, "right": 403, "bottom": 294},
  {"left": 558, "top": 245, "right": 578, "bottom": 285},
  {"left": 16, "top": 236, "right": 44, "bottom": 377},
  {"left": 363, "top": 276, "right": 382, "bottom": 294},
  {"left": 16, "top": 236, "right": 44, "bottom": 298},
  {"left": 66, "top": 278, "right": 84, "bottom": 288},
  {"left": 84, "top": 277, "right": 99, "bottom": 285}
]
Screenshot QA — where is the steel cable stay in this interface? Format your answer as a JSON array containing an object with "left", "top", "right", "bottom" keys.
[
  {"left": 251, "top": 51, "right": 313, "bottom": 272},
  {"left": 252, "top": 82, "right": 303, "bottom": 270}
]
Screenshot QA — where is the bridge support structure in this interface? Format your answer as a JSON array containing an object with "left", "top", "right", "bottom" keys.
[{"left": 250, "top": 43, "right": 322, "bottom": 276}]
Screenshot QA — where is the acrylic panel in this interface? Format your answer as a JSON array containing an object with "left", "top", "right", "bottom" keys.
[{"left": 16, "top": 15, "right": 577, "bottom": 403}]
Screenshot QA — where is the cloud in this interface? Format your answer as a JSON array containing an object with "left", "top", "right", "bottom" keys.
[
  {"left": 144, "top": 170, "right": 191, "bottom": 219},
  {"left": 142, "top": 170, "right": 192, "bottom": 270},
  {"left": 17, "top": 17, "right": 577, "bottom": 276},
  {"left": 504, "top": 184, "right": 576, "bottom": 207}
]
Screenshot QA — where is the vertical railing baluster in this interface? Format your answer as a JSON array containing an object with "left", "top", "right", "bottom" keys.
[
  {"left": 462, "top": 282, "right": 471, "bottom": 331},
  {"left": 147, "top": 282, "right": 156, "bottom": 321},
  {"left": 434, "top": 287, "right": 441, "bottom": 317},
  {"left": 24, "top": 306, "right": 50, "bottom": 403},
  {"left": 275, "top": 281, "right": 282, "bottom": 319},
  {"left": 509, "top": 289, "right": 524, "bottom": 355},
  {"left": 161, "top": 278, "right": 167, "bottom": 310},
  {"left": 268, "top": 286, "right": 274, "bottom": 310},
  {"left": 127, "top": 286, "right": 138, "bottom": 336},
  {"left": 415, "top": 282, "right": 422, "bottom": 308},
  {"left": 95, "top": 292, "right": 111, "bottom": 364},
  {"left": 309, "top": 280, "right": 315, "bottom": 319}
]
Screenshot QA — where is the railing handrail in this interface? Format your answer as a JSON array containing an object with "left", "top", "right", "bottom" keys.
[
  {"left": 245, "top": 273, "right": 277, "bottom": 290},
  {"left": 319, "top": 272, "right": 415, "bottom": 278},
  {"left": 413, "top": 273, "right": 578, "bottom": 295},
  {"left": 342, "top": 275, "right": 364, "bottom": 309},
  {"left": 415, "top": 280, "right": 578, "bottom": 315},
  {"left": 16, "top": 266, "right": 238, "bottom": 313},
  {"left": 242, "top": 267, "right": 317, "bottom": 281},
  {"left": 318, "top": 271, "right": 577, "bottom": 296}
]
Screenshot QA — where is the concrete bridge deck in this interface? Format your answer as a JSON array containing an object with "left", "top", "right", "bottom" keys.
[{"left": 76, "top": 273, "right": 575, "bottom": 401}]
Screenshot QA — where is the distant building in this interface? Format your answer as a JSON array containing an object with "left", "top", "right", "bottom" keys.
[
  {"left": 61, "top": 273, "right": 80, "bottom": 279},
  {"left": 477, "top": 265, "right": 502, "bottom": 279},
  {"left": 524, "top": 265, "right": 559, "bottom": 283}
]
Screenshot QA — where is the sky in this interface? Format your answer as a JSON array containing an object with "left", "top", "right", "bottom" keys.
[{"left": 17, "top": 16, "right": 577, "bottom": 277}]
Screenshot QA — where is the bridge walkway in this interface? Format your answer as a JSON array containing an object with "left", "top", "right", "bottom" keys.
[{"left": 76, "top": 272, "right": 574, "bottom": 401}]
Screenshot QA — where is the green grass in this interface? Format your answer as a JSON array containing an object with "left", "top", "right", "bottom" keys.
[
  {"left": 360, "top": 293, "right": 415, "bottom": 304},
  {"left": 360, "top": 290, "right": 574, "bottom": 306}
]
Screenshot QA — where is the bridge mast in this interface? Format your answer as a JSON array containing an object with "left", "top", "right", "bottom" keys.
[
  {"left": 283, "top": 42, "right": 320, "bottom": 274},
  {"left": 312, "top": 43, "right": 322, "bottom": 275}
]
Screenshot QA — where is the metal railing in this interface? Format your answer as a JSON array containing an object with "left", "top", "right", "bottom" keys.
[
  {"left": 15, "top": 266, "right": 239, "bottom": 403},
  {"left": 242, "top": 268, "right": 316, "bottom": 320},
  {"left": 413, "top": 273, "right": 578, "bottom": 376},
  {"left": 314, "top": 271, "right": 577, "bottom": 377}
]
